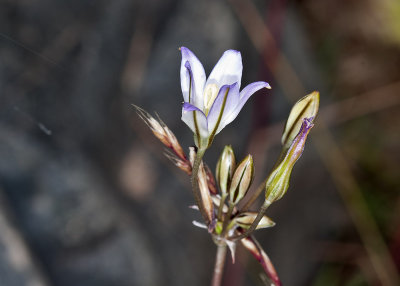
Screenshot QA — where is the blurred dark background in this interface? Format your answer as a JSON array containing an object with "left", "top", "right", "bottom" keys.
[{"left": 1, "top": 0, "right": 400, "bottom": 285}]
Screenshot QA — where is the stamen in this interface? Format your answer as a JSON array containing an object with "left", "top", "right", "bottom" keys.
[{"left": 203, "top": 83, "right": 219, "bottom": 115}]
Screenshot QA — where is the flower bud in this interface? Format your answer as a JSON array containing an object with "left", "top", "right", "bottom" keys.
[
  {"left": 233, "top": 212, "right": 275, "bottom": 230},
  {"left": 214, "top": 221, "right": 223, "bottom": 235},
  {"left": 265, "top": 118, "right": 314, "bottom": 204},
  {"left": 229, "top": 155, "right": 254, "bottom": 205},
  {"left": 215, "top": 145, "right": 236, "bottom": 196},
  {"left": 281, "top": 91, "right": 319, "bottom": 149},
  {"left": 211, "top": 195, "right": 229, "bottom": 213},
  {"left": 189, "top": 147, "right": 214, "bottom": 223}
]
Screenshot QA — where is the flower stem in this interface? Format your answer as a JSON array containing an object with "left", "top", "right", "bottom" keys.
[
  {"left": 241, "top": 149, "right": 287, "bottom": 211},
  {"left": 217, "top": 194, "right": 227, "bottom": 221},
  {"left": 211, "top": 244, "right": 227, "bottom": 286},
  {"left": 191, "top": 147, "right": 209, "bottom": 223},
  {"left": 241, "top": 178, "right": 267, "bottom": 211},
  {"left": 221, "top": 203, "right": 234, "bottom": 236},
  {"left": 232, "top": 200, "right": 271, "bottom": 241}
]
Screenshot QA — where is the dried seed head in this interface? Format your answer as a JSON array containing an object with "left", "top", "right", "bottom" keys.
[
  {"left": 265, "top": 118, "right": 314, "bottom": 204},
  {"left": 229, "top": 155, "right": 254, "bottom": 205},
  {"left": 134, "top": 105, "right": 168, "bottom": 143},
  {"left": 215, "top": 145, "right": 236, "bottom": 196},
  {"left": 133, "top": 105, "right": 187, "bottom": 161},
  {"left": 234, "top": 212, "right": 275, "bottom": 230},
  {"left": 161, "top": 123, "right": 186, "bottom": 160},
  {"left": 281, "top": 91, "right": 319, "bottom": 149},
  {"left": 164, "top": 150, "right": 191, "bottom": 175}
]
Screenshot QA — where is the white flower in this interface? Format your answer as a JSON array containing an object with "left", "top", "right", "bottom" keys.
[{"left": 180, "top": 47, "right": 271, "bottom": 147}]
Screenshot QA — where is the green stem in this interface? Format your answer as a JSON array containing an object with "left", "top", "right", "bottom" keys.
[
  {"left": 226, "top": 219, "right": 237, "bottom": 233},
  {"left": 232, "top": 200, "right": 271, "bottom": 241},
  {"left": 241, "top": 178, "right": 267, "bottom": 212},
  {"left": 221, "top": 203, "right": 234, "bottom": 236},
  {"left": 211, "top": 244, "right": 227, "bottom": 286},
  {"left": 241, "top": 148, "right": 287, "bottom": 212},
  {"left": 217, "top": 194, "right": 227, "bottom": 221},
  {"left": 191, "top": 147, "right": 209, "bottom": 223}
]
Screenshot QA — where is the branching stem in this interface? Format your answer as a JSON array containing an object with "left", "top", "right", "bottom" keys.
[
  {"left": 232, "top": 200, "right": 271, "bottom": 241},
  {"left": 241, "top": 149, "right": 287, "bottom": 212},
  {"left": 241, "top": 178, "right": 267, "bottom": 211}
]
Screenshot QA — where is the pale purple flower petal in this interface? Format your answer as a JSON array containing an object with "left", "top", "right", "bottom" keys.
[
  {"left": 238, "top": 81, "right": 270, "bottom": 110},
  {"left": 287, "top": 117, "right": 314, "bottom": 161},
  {"left": 206, "top": 50, "right": 243, "bottom": 89},
  {"left": 179, "top": 47, "right": 271, "bottom": 146},
  {"left": 207, "top": 83, "right": 240, "bottom": 135},
  {"left": 181, "top": 102, "right": 209, "bottom": 138},
  {"left": 221, "top": 81, "right": 270, "bottom": 127},
  {"left": 180, "top": 47, "right": 206, "bottom": 109},
  {"left": 182, "top": 102, "right": 201, "bottom": 112}
]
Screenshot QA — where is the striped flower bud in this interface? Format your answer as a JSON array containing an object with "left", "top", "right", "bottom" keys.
[
  {"left": 265, "top": 118, "right": 314, "bottom": 204},
  {"left": 229, "top": 155, "right": 254, "bottom": 205},
  {"left": 233, "top": 212, "right": 275, "bottom": 230},
  {"left": 215, "top": 145, "right": 236, "bottom": 196},
  {"left": 281, "top": 91, "right": 319, "bottom": 149},
  {"left": 211, "top": 195, "right": 229, "bottom": 213}
]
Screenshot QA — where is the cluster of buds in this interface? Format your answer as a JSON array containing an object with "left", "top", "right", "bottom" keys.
[
  {"left": 135, "top": 91, "right": 319, "bottom": 286},
  {"left": 134, "top": 47, "right": 319, "bottom": 286}
]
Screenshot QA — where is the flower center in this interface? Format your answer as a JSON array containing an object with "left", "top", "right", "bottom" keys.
[{"left": 203, "top": 83, "right": 219, "bottom": 116}]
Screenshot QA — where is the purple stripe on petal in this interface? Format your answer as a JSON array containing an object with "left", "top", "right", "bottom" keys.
[
  {"left": 289, "top": 117, "right": 314, "bottom": 159},
  {"left": 184, "top": 61, "right": 191, "bottom": 70},
  {"left": 207, "top": 83, "right": 239, "bottom": 135},
  {"left": 182, "top": 61, "right": 198, "bottom": 107},
  {"left": 180, "top": 47, "right": 206, "bottom": 109},
  {"left": 180, "top": 61, "right": 191, "bottom": 103}
]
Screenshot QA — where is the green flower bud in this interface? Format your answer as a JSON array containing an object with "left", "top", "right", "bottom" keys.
[
  {"left": 281, "top": 91, "right": 319, "bottom": 149},
  {"left": 265, "top": 118, "right": 314, "bottom": 204},
  {"left": 215, "top": 145, "right": 236, "bottom": 196},
  {"left": 229, "top": 155, "right": 254, "bottom": 205},
  {"left": 214, "top": 221, "right": 223, "bottom": 235}
]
